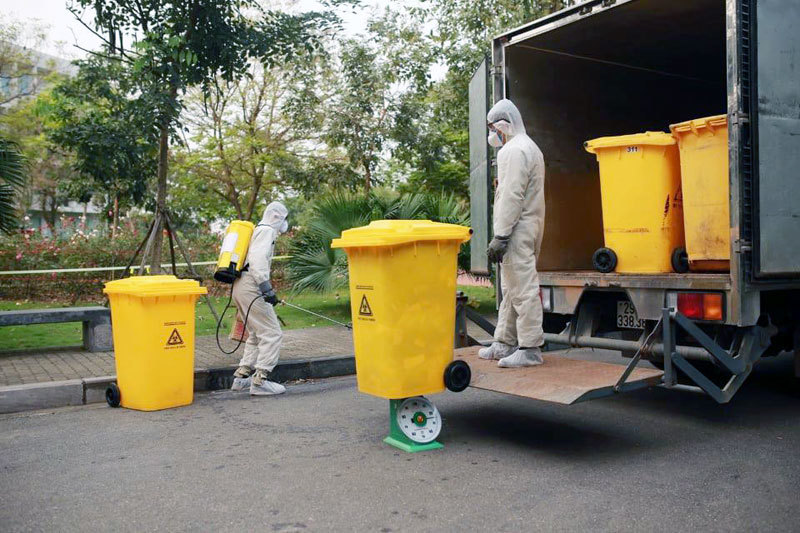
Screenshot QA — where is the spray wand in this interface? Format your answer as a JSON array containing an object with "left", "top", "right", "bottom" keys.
[{"left": 280, "top": 300, "right": 352, "bottom": 330}]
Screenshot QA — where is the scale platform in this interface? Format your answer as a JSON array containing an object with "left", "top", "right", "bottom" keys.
[{"left": 454, "top": 346, "right": 664, "bottom": 405}]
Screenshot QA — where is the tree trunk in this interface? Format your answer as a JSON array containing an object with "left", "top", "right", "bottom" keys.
[
  {"left": 150, "top": 123, "right": 169, "bottom": 274},
  {"left": 111, "top": 195, "right": 119, "bottom": 239},
  {"left": 364, "top": 161, "right": 371, "bottom": 192},
  {"left": 43, "top": 193, "right": 56, "bottom": 235}
]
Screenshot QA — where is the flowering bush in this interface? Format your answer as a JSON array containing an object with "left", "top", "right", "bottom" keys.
[{"left": 0, "top": 221, "right": 245, "bottom": 302}]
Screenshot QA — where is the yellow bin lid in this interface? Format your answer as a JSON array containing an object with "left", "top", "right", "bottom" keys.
[
  {"left": 669, "top": 114, "right": 727, "bottom": 136},
  {"left": 331, "top": 220, "right": 472, "bottom": 249},
  {"left": 104, "top": 275, "right": 208, "bottom": 297},
  {"left": 585, "top": 131, "right": 675, "bottom": 154}
]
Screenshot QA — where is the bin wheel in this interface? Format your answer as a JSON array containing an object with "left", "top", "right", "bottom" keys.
[
  {"left": 592, "top": 247, "right": 617, "bottom": 273},
  {"left": 444, "top": 360, "right": 471, "bottom": 393},
  {"left": 671, "top": 247, "right": 689, "bottom": 273},
  {"left": 106, "top": 383, "right": 121, "bottom": 408}
]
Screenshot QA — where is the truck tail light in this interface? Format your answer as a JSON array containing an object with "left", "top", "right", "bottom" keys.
[
  {"left": 702, "top": 293, "right": 724, "bottom": 321},
  {"left": 667, "top": 292, "right": 724, "bottom": 321},
  {"left": 677, "top": 293, "right": 703, "bottom": 319}
]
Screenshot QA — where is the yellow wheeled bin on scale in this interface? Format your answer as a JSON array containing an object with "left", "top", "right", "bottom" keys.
[
  {"left": 670, "top": 115, "right": 730, "bottom": 272},
  {"left": 331, "top": 220, "right": 472, "bottom": 452},
  {"left": 103, "top": 275, "right": 207, "bottom": 411},
  {"left": 585, "top": 131, "right": 687, "bottom": 273}
]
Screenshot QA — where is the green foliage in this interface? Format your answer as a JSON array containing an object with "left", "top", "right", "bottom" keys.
[
  {"left": 0, "top": 221, "right": 221, "bottom": 303},
  {"left": 0, "top": 86, "right": 76, "bottom": 231},
  {"left": 288, "top": 190, "right": 469, "bottom": 293},
  {"left": 69, "top": 0, "right": 335, "bottom": 125},
  {"left": 44, "top": 57, "right": 158, "bottom": 215},
  {"left": 171, "top": 53, "right": 351, "bottom": 223},
  {"left": 325, "top": 39, "right": 401, "bottom": 190},
  {"left": 0, "top": 138, "right": 25, "bottom": 234},
  {"left": 361, "top": 1, "right": 575, "bottom": 199}
]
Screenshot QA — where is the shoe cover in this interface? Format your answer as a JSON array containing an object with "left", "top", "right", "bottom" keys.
[
  {"left": 250, "top": 370, "right": 286, "bottom": 396},
  {"left": 498, "top": 347, "right": 544, "bottom": 368},
  {"left": 231, "top": 376, "right": 252, "bottom": 391},
  {"left": 478, "top": 342, "right": 516, "bottom": 360}
]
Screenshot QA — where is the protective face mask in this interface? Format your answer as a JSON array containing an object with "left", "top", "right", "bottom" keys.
[
  {"left": 279, "top": 219, "right": 289, "bottom": 234},
  {"left": 488, "top": 131, "right": 504, "bottom": 148}
]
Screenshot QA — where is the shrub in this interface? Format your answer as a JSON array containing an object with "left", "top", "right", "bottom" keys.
[
  {"left": 0, "top": 221, "right": 226, "bottom": 302},
  {"left": 288, "top": 190, "right": 470, "bottom": 293}
]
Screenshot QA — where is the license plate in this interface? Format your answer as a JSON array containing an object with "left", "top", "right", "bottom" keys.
[{"left": 617, "top": 301, "right": 646, "bottom": 329}]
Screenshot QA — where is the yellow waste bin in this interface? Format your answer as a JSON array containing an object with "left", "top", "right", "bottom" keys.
[
  {"left": 670, "top": 115, "right": 730, "bottom": 272},
  {"left": 585, "top": 131, "right": 686, "bottom": 273},
  {"left": 103, "top": 275, "right": 207, "bottom": 411},
  {"left": 331, "top": 220, "right": 472, "bottom": 399}
]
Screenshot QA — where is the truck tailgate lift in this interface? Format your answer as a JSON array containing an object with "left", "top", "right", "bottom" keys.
[{"left": 454, "top": 347, "right": 663, "bottom": 405}]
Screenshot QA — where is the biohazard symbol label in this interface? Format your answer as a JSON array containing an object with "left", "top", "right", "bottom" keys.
[
  {"left": 166, "top": 328, "right": 184, "bottom": 346},
  {"left": 359, "top": 295, "right": 373, "bottom": 316}
]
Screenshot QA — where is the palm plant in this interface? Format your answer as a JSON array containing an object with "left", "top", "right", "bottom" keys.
[
  {"left": 0, "top": 138, "right": 25, "bottom": 235},
  {"left": 288, "top": 189, "right": 471, "bottom": 292},
  {"left": 289, "top": 190, "right": 372, "bottom": 293}
]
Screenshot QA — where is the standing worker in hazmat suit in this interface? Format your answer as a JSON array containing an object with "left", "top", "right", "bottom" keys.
[
  {"left": 230, "top": 201, "right": 290, "bottom": 395},
  {"left": 479, "top": 99, "right": 546, "bottom": 368}
]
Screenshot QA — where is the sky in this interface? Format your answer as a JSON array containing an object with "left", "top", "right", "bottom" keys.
[{"left": 0, "top": 0, "right": 390, "bottom": 58}]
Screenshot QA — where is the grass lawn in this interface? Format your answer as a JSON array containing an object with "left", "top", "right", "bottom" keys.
[{"left": 0, "top": 285, "right": 496, "bottom": 352}]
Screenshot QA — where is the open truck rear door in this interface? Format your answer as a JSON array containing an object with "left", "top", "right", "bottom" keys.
[
  {"left": 745, "top": 0, "right": 800, "bottom": 279},
  {"left": 469, "top": 57, "right": 492, "bottom": 275}
]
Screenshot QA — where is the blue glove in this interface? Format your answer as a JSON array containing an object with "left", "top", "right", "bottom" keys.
[{"left": 258, "top": 281, "right": 280, "bottom": 306}]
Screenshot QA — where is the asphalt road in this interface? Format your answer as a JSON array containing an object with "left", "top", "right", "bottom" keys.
[{"left": 1, "top": 355, "right": 798, "bottom": 532}]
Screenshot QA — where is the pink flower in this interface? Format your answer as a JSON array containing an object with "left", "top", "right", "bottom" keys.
[{"left": 16, "top": 252, "right": 23, "bottom": 260}]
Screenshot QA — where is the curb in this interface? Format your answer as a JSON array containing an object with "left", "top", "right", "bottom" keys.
[{"left": 0, "top": 355, "right": 355, "bottom": 415}]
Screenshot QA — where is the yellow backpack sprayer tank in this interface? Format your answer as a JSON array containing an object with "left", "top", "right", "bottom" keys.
[{"left": 214, "top": 220, "right": 255, "bottom": 283}]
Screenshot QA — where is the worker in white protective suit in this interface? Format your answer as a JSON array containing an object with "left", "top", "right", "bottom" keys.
[
  {"left": 479, "top": 99, "right": 546, "bottom": 368},
  {"left": 230, "top": 201, "right": 290, "bottom": 395}
]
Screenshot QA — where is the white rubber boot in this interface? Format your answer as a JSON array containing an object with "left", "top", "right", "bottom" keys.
[
  {"left": 478, "top": 342, "right": 517, "bottom": 360},
  {"left": 498, "top": 347, "right": 544, "bottom": 368},
  {"left": 250, "top": 369, "right": 286, "bottom": 396}
]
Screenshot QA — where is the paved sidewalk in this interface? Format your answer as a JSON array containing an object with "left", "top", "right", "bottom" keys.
[
  {"left": 0, "top": 327, "right": 354, "bottom": 387},
  {"left": 0, "top": 319, "right": 495, "bottom": 387}
]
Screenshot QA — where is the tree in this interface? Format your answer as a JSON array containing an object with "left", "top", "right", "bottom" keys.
[
  {"left": 68, "top": 0, "right": 334, "bottom": 271},
  {"left": 43, "top": 57, "right": 158, "bottom": 236},
  {"left": 172, "top": 53, "right": 349, "bottom": 222},
  {"left": 325, "top": 39, "right": 402, "bottom": 192},
  {"left": 0, "top": 137, "right": 25, "bottom": 234},
  {"left": 353, "top": 1, "right": 577, "bottom": 198}
]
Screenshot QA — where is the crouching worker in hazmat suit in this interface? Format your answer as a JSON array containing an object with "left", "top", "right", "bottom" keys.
[
  {"left": 480, "top": 99, "right": 546, "bottom": 368},
  {"left": 230, "top": 201, "right": 290, "bottom": 395}
]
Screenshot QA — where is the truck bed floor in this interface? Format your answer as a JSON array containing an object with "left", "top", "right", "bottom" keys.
[{"left": 538, "top": 270, "right": 731, "bottom": 290}]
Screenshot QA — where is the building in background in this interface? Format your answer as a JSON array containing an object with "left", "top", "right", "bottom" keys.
[
  {"left": 26, "top": 197, "right": 103, "bottom": 236},
  {"left": 1, "top": 44, "right": 91, "bottom": 235},
  {"left": 0, "top": 45, "right": 76, "bottom": 111}
]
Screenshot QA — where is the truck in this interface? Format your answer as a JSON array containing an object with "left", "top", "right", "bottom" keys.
[{"left": 462, "top": 0, "right": 800, "bottom": 404}]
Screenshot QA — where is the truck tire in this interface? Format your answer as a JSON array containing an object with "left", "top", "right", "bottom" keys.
[
  {"left": 593, "top": 247, "right": 617, "bottom": 273},
  {"left": 671, "top": 247, "right": 689, "bottom": 273}
]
